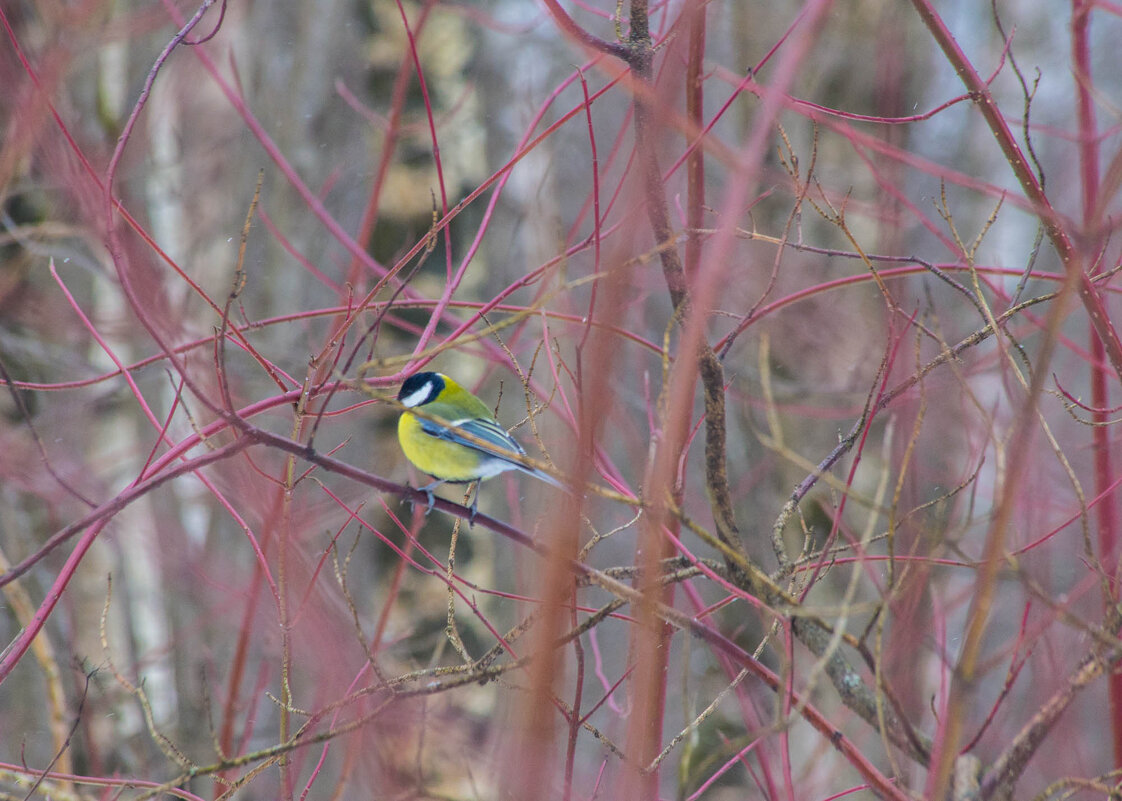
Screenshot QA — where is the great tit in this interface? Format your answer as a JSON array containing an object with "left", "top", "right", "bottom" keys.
[{"left": 396, "top": 371, "right": 562, "bottom": 515}]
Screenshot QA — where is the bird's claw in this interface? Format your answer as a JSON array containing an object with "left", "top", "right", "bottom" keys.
[
  {"left": 407, "top": 481, "right": 440, "bottom": 516},
  {"left": 407, "top": 481, "right": 477, "bottom": 525}
]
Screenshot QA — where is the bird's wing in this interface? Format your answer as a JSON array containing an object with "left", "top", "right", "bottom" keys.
[
  {"left": 417, "top": 416, "right": 526, "bottom": 459},
  {"left": 417, "top": 415, "right": 566, "bottom": 490}
]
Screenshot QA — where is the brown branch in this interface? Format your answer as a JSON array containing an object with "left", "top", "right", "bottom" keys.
[
  {"left": 626, "top": 0, "right": 745, "bottom": 569},
  {"left": 982, "top": 633, "right": 1122, "bottom": 800},
  {"left": 620, "top": 0, "right": 936, "bottom": 775}
]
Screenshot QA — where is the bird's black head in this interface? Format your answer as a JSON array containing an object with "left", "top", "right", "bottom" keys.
[{"left": 397, "top": 372, "right": 444, "bottom": 408}]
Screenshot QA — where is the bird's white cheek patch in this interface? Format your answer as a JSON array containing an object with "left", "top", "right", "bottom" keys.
[{"left": 400, "top": 385, "right": 432, "bottom": 407}]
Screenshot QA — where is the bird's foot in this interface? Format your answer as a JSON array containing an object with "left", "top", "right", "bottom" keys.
[{"left": 412, "top": 480, "right": 443, "bottom": 515}]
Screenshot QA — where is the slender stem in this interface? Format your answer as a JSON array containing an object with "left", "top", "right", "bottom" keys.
[
  {"left": 539, "top": 0, "right": 629, "bottom": 59},
  {"left": 1072, "top": 0, "right": 1122, "bottom": 769},
  {"left": 685, "top": 1, "right": 706, "bottom": 279}
]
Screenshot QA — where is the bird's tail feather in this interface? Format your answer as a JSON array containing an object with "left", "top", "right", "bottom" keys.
[{"left": 518, "top": 463, "right": 568, "bottom": 491}]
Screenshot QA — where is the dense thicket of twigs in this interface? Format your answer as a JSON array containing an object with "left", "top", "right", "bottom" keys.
[{"left": 2, "top": 0, "right": 1122, "bottom": 799}]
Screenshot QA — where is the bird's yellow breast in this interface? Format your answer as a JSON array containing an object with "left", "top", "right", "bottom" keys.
[{"left": 397, "top": 411, "right": 487, "bottom": 483}]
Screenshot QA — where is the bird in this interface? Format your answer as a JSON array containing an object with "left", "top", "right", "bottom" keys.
[{"left": 395, "top": 371, "right": 563, "bottom": 517}]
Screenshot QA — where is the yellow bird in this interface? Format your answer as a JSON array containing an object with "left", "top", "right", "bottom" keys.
[{"left": 396, "top": 372, "right": 562, "bottom": 514}]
